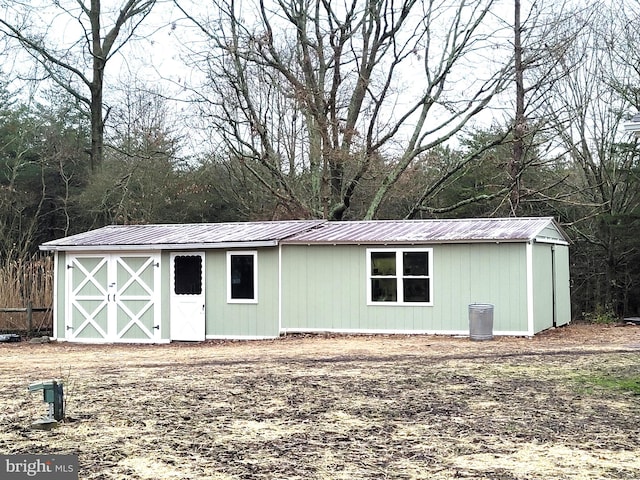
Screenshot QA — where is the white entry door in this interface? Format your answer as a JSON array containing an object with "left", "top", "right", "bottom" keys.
[
  {"left": 66, "top": 253, "right": 161, "bottom": 342},
  {"left": 170, "top": 252, "right": 206, "bottom": 341}
]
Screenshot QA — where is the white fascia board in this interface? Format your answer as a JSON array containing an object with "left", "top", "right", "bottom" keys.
[
  {"left": 40, "top": 240, "right": 279, "bottom": 252},
  {"left": 282, "top": 239, "right": 529, "bottom": 246},
  {"left": 534, "top": 237, "right": 569, "bottom": 246},
  {"left": 623, "top": 121, "right": 640, "bottom": 132},
  {"left": 528, "top": 217, "right": 570, "bottom": 244}
]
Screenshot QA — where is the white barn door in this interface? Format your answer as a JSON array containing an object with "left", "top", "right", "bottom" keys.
[
  {"left": 170, "top": 253, "right": 206, "bottom": 341},
  {"left": 66, "top": 255, "right": 110, "bottom": 341},
  {"left": 66, "top": 253, "right": 161, "bottom": 342}
]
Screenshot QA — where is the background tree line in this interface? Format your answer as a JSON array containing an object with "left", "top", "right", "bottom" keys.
[{"left": 0, "top": 0, "right": 639, "bottom": 321}]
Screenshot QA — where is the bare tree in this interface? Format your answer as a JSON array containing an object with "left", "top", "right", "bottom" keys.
[
  {"left": 0, "top": 0, "right": 157, "bottom": 171},
  {"left": 79, "top": 79, "right": 186, "bottom": 225},
  {"left": 542, "top": 1, "right": 640, "bottom": 316},
  {"left": 504, "top": 0, "right": 589, "bottom": 216},
  {"left": 175, "top": 0, "right": 514, "bottom": 220}
]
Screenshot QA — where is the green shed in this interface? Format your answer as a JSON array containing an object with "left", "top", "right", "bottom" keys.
[{"left": 40, "top": 217, "right": 570, "bottom": 342}]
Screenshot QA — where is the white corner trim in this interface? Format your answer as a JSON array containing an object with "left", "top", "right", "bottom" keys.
[
  {"left": 278, "top": 244, "right": 283, "bottom": 334},
  {"left": 526, "top": 241, "right": 535, "bottom": 336},
  {"left": 52, "top": 251, "right": 59, "bottom": 340}
]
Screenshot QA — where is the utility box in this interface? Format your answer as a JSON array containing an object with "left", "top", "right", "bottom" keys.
[
  {"left": 469, "top": 304, "right": 494, "bottom": 341},
  {"left": 28, "top": 380, "right": 64, "bottom": 422}
]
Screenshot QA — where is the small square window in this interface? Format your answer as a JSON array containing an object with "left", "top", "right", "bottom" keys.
[{"left": 227, "top": 251, "right": 258, "bottom": 303}]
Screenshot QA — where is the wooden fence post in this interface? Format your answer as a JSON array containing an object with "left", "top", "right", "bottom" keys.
[{"left": 27, "top": 301, "right": 33, "bottom": 337}]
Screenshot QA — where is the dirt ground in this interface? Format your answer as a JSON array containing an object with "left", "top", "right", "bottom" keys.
[{"left": 0, "top": 323, "right": 639, "bottom": 480}]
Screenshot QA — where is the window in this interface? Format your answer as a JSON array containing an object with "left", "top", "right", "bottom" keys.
[
  {"left": 174, "top": 255, "right": 202, "bottom": 295},
  {"left": 227, "top": 251, "right": 257, "bottom": 303},
  {"left": 367, "top": 248, "right": 432, "bottom": 305}
]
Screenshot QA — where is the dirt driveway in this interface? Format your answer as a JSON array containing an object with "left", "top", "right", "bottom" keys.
[{"left": 0, "top": 323, "right": 639, "bottom": 479}]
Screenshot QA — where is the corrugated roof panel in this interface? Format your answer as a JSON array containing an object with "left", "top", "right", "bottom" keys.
[
  {"left": 283, "top": 217, "right": 563, "bottom": 244},
  {"left": 40, "top": 217, "right": 568, "bottom": 251},
  {"left": 41, "top": 220, "right": 325, "bottom": 250}
]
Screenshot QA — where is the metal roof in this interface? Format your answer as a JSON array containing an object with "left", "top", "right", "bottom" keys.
[
  {"left": 40, "top": 217, "right": 568, "bottom": 252},
  {"left": 283, "top": 217, "right": 567, "bottom": 244},
  {"left": 624, "top": 113, "right": 640, "bottom": 135},
  {"left": 40, "top": 220, "right": 324, "bottom": 251}
]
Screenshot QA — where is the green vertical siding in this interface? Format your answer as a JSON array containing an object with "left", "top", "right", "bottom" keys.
[
  {"left": 282, "top": 246, "right": 364, "bottom": 331},
  {"left": 532, "top": 243, "right": 554, "bottom": 333},
  {"left": 443, "top": 243, "right": 528, "bottom": 333},
  {"left": 204, "top": 248, "right": 280, "bottom": 337},
  {"left": 281, "top": 243, "right": 529, "bottom": 334},
  {"left": 538, "top": 225, "right": 566, "bottom": 242},
  {"left": 553, "top": 245, "right": 571, "bottom": 326},
  {"left": 52, "top": 237, "right": 569, "bottom": 341},
  {"left": 531, "top": 242, "right": 571, "bottom": 332}
]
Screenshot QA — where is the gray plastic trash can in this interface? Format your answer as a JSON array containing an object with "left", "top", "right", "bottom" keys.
[{"left": 469, "top": 304, "right": 494, "bottom": 341}]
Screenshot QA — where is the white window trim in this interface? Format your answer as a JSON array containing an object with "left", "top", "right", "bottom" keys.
[
  {"left": 227, "top": 251, "right": 258, "bottom": 304},
  {"left": 366, "top": 247, "right": 433, "bottom": 306}
]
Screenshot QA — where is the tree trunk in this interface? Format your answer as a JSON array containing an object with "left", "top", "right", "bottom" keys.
[
  {"left": 90, "top": 69, "right": 105, "bottom": 172},
  {"left": 0, "top": 0, "right": 156, "bottom": 174},
  {"left": 90, "top": 0, "right": 104, "bottom": 171},
  {"left": 510, "top": 0, "right": 525, "bottom": 216}
]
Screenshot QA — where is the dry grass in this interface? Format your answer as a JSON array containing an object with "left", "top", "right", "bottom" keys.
[
  {"left": 0, "top": 323, "right": 639, "bottom": 479},
  {"left": 0, "top": 253, "right": 53, "bottom": 332}
]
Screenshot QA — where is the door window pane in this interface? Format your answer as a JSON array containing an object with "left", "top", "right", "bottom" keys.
[{"left": 174, "top": 255, "right": 202, "bottom": 295}]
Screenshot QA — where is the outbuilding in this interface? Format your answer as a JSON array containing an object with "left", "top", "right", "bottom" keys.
[{"left": 40, "top": 217, "right": 571, "bottom": 343}]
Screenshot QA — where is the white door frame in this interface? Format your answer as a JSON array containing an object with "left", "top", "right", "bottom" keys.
[{"left": 169, "top": 252, "right": 206, "bottom": 341}]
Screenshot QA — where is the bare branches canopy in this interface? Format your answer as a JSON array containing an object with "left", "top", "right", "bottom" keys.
[
  {"left": 176, "top": 0, "right": 512, "bottom": 219},
  {"left": 0, "top": 0, "right": 157, "bottom": 170}
]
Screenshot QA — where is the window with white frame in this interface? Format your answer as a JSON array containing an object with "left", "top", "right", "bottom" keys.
[
  {"left": 367, "top": 248, "right": 432, "bottom": 305},
  {"left": 227, "top": 251, "right": 257, "bottom": 303}
]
